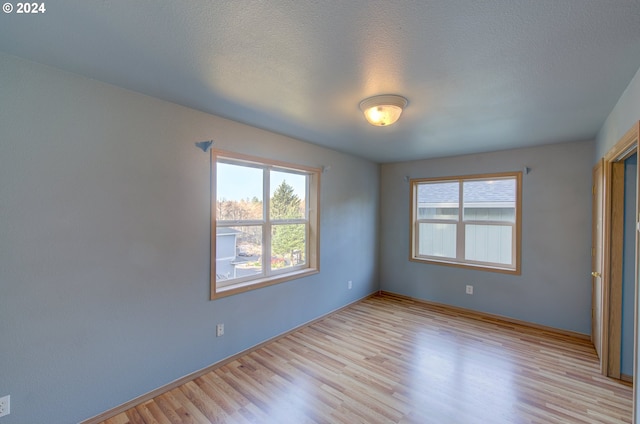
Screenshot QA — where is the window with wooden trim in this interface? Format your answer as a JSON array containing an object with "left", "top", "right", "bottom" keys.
[
  {"left": 211, "top": 150, "right": 320, "bottom": 298},
  {"left": 410, "top": 172, "right": 522, "bottom": 274}
]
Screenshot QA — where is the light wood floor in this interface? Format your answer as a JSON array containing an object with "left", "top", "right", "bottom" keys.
[{"left": 99, "top": 293, "right": 633, "bottom": 424}]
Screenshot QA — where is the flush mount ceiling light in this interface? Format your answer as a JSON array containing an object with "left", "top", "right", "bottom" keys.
[{"left": 359, "top": 94, "right": 408, "bottom": 127}]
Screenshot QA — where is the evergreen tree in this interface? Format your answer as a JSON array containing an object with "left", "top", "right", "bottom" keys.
[
  {"left": 271, "top": 180, "right": 300, "bottom": 219},
  {"left": 271, "top": 181, "right": 305, "bottom": 265}
]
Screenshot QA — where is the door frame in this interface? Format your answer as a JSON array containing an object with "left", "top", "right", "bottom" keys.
[
  {"left": 597, "top": 122, "right": 639, "bottom": 384},
  {"left": 592, "top": 159, "right": 604, "bottom": 365},
  {"left": 608, "top": 159, "right": 626, "bottom": 379}
]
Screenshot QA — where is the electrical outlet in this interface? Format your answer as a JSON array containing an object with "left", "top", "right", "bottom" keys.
[
  {"left": 216, "top": 324, "right": 224, "bottom": 337},
  {"left": 348, "top": 280, "right": 352, "bottom": 290},
  {"left": 466, "top": 285, "right": 474, "bottom": 295},
  {"left": 0, "top": 395, "right": 10, "bottom": 417}
]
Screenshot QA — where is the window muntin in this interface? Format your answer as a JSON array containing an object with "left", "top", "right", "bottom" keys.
[
  {"left": 212, "top": 151, "right": 320, "bottom": 298},
  {"left": 411, "top": 172, "right": 521, "bottom": 274}
]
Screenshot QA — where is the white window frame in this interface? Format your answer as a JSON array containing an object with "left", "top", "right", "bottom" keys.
[
  {"left": 211, "top": 150, "right": 320, "bottom": 299},
  {"left": 410, "top": 172, "right": 522, "bottom": 274}
]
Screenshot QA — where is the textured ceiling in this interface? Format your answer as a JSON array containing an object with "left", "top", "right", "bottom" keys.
[{"left": 1, "top": 1, "right": 640, "bottom": 162}]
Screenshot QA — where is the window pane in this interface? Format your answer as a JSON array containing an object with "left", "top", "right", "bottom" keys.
[
  {"left": 465, "top": 224, "right": 512, "bottom": 265},
  {"left": 418, "top": 223, "right": 456, "bottom": 258},
  {"left": 216, "top": 226, "right": 262, "bottom": 282},
  {"left": 217, "top": 162, "right": 263, "bottom": 221},
  {"left": 270, "top": 170, "right": 306, "bottom": 220},
  {"left": 271, "top": 223, "right": 306, "bottom": 270},
  {"left": 417, "top": 182, "right": 459, "bottom": 219},
  {"left": 463, "top": 179, "right": 515, "bottom": 222}
]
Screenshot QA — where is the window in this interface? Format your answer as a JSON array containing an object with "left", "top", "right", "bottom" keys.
[
  {"left": 410, "top": 172, "right": 521, "bottom": 274},
  {"left": 211, "top": 150, "right": 320, "bottom": 298}
]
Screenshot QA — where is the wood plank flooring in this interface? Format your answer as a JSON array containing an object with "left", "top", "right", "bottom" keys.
[{"left": 99, "top": 293, "right": 632, "bottom": 424}]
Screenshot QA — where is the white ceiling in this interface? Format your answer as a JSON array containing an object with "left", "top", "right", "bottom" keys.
[{"left": 1, "top": 1, "right": 640, "bottom": 163}]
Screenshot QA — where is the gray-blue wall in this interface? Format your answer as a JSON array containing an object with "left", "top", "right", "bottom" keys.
[
  {"left": 596, "top": 65, "right": 640, "bottom": 160},
  {"left": 380, "top": 140, "right": 594, "bottom": 334},
  {"left": 0, "top": 53, "right": 380, "bottom": 424}
]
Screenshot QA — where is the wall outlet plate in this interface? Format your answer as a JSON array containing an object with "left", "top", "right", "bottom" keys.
[
  {"left": 466, "top": 285, "right": 474, "bottom": 295},
  {"left": 216, "top": 323, "right": 224, "bottom": 337},
  {"left": 0, "top": 395, "right": 10, "bottom": 417}
]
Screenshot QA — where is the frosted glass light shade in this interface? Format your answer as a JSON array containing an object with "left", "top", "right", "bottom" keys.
[{"left": 359, "top": 95, "right": 408, "bottom": 126}]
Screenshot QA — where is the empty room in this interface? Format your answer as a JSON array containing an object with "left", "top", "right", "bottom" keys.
[{"left": 2, "top": 1, "right": 640, "bottom": 423}]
